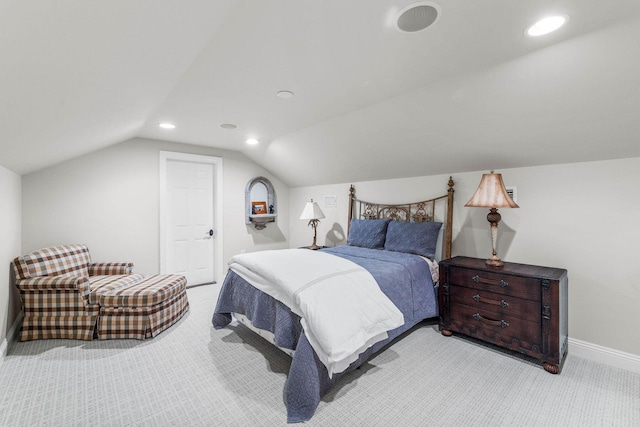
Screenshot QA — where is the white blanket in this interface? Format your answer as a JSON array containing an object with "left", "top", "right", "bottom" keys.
[{"left": 228, "top": 249, "right": 404, "bottom": 377}]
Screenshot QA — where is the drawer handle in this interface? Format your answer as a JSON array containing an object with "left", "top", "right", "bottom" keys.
[
  {"left": 472, "top": 275, "right": 508, "bottom": 288},
  {"left": 473, "top": 294, "right": 509, "bottom": 308},
  {"left": 473, "top": 313, "right": 509, "bottom": 328}
]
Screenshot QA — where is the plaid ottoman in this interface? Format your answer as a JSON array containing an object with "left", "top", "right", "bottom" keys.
[{"left": 96, "top": 274, "right": 189, "bottom": 340}]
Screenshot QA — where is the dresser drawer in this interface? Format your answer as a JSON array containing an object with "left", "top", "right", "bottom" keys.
[
  {"left": 448, "top": 267, "right": 540, "bottom": 301},
  {"left": 449, "top": 285, "right": 540, "bottom": 322},
  {"left": 448, "top": 302, "right": 542, "bottom": 353}
]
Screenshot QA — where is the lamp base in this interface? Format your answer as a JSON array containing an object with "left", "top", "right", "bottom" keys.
[
  {"left": 308, "top": 219, "right": 320, "bottom": 251},
  {"left": 486, "top": 208, "right": 504, "bottom": 267},
  {"left": 485, "top": 256, "right": 504, "bottom": 267}
]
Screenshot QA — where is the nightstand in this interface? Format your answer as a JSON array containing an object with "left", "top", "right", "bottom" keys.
[{"left": 438, "top": 256, "right": 568, "bottom": 374}]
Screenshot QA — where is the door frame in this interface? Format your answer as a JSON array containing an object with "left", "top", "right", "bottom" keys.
[{"left": 159, "top": 151, "right": 224, "bottom": 285}]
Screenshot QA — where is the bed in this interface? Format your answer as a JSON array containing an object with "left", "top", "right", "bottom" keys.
[{"left": 212, "top": 178, "right": 454, "bottom": 422}]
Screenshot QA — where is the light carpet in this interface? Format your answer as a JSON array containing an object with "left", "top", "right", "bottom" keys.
[{"left": 0, "top": 284, "right": 638, "bottom": 426}]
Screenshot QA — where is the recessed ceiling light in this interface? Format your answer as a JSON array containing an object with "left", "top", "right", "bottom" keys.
[
  {"left": 158, "top": 122, "right": 176, "bottom": 129},
  {"left": 246, "top": 138, "right": 259, "bottom": 145},
  {"left": 277, "top": 90, "right": 294, "bottom": 99},
  {"left": 220, "top": 123, "right": 237, "bottom": 129},
  {"left": 526, "top": 15, "right": 569, "bottom": 37}
]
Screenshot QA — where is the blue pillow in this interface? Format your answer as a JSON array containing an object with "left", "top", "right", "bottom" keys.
[
  {"left": 384, "top": 221, "right": 443, "bottom": 259},
  {"left": 347, "top": 219, "right": 391, "bottom": 249}
]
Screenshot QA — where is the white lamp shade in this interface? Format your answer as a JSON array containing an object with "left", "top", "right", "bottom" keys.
[{"left": 299, "top": 199, "right": 325, "bottom": 220}]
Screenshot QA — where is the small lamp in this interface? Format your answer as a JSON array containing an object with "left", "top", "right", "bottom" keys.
[
  {"left": 299, "top": 199, "right": 325, "bottom": 250},
  {"left": 465, "top": 170, "right": 519, "bottom": 267}
]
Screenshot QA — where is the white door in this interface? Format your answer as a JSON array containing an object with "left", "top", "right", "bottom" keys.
[{"left": 164, "top": 159, "right": 215, "bottom": 286}]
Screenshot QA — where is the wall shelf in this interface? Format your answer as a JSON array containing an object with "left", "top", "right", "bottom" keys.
[
  {"left": 245, "top": 176, "right": 276, "bottom": 229},
  {"left": 248, "top": 213, "right": 276, "bottom": 230}
]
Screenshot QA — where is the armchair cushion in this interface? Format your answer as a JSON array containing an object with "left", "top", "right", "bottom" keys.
[{"left": 13, "top": 244, "right": 92, "bottom": 280}]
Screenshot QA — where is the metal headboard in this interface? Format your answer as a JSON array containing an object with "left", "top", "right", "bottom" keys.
[{"left": 347, "top": 177, "right": 454, "bottom": 259}]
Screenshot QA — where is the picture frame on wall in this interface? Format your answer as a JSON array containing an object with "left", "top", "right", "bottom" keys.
[{"left": 252, "top": 201, "right": 267, "bottom": 214}]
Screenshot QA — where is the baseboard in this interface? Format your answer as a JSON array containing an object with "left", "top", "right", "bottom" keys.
[
  {"left": 569, "top": 337, "right": 640, "bottom": 374},
  {"left": 0, "top": 312, "right": 22, "bottom": 368}
]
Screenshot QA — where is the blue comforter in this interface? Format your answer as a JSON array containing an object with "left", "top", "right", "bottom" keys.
[{"left": 212, "top": 245, "right": 438, "bottom": 422}]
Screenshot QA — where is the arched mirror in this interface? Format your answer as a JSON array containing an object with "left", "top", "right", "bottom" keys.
[{"left": 245, "top": 176, "right": 276, "bottom": 229}]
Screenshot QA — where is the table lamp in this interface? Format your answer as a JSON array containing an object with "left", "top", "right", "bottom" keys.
[
  {"left": 299, "top": 199, "right": 325, "bottom": 250},
  {"left": 465, "top": 170, "right": 519, "bottom": 267}
]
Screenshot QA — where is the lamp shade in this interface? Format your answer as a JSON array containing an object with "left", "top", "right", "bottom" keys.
[
  {"left": 465, "top": 171, "right": 519, "bottom": 209},
  {"left": 299, "top": 199, "right": 325, "bottom": 220}
]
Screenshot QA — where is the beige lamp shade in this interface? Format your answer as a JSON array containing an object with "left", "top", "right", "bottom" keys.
[
  {"left": 465, "top": 170, "right": 518, "bottom": 267},
  {"left": 465, "top": 171, "right": 519, "bottom": 209},
  {"left": 299, "top": 199, "right": 325, "bottom": 220}
]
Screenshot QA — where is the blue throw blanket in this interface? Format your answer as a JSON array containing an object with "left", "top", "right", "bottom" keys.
[{"left": 212, "top": 246, "right": 438, "bottom": 422}]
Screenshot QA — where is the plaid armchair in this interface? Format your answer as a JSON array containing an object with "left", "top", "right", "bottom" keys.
[{"left": 13, "top": 244, "right": 141, "bottom": 341}]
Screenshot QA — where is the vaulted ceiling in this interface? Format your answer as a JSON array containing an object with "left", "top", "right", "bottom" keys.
[{"left": 3, "top": 0, "right": 640, "bottom": 187}]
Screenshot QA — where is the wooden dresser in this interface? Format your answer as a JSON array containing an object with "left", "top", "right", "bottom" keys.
[{"left": 438, "top": 256, "right": 568, "bottom": 374}]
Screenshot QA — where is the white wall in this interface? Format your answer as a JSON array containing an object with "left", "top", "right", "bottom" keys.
[
  {"left": 15, "top": 145, "right": 640, "bottom": 361},
  {"left": 21, "top": 138, "right": 289, "bottom": 284},
  {"left": 289, "top": 157, "right": 640, "bottom": 358},
  {"left": 0, "top": 165, "right": 21, "bottom": 354}
]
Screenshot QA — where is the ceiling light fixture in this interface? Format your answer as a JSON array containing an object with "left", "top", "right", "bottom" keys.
[
  {"left": 526, "top": 15, "right": 569, "bottom": 37},
  {"left": 158, "top": 122, "right": 176, "bottom": 129},
  {"left": 277, "top": 90, "right": 294, "bottom": 99},
  {"left": 220, "top": 123, "right": 237, "bottom": 129},
  {"left": 394, "top": 2, "right": 441, "bottom": 33},
  {"left": 246, "top": 138, "right": 260, "bottom": 145}
]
